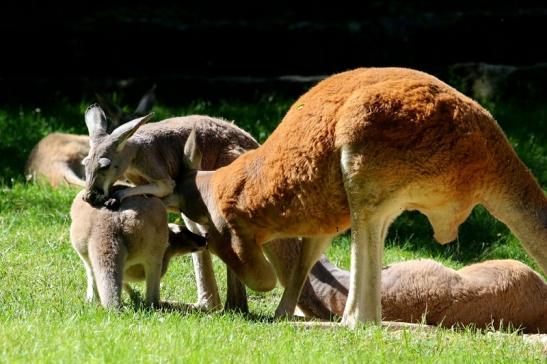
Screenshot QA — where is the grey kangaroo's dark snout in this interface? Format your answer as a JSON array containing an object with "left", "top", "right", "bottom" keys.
[{"left": 82, "top": 188, "right": 106, "bottom": 207}]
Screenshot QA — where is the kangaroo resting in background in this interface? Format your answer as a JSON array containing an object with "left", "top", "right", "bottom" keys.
[
  {"left": 300, "top": 257, "right": 547, "bottom": 333},
  {"left": 70, "top": 186, "right": 206, "bottom": 309},
  {"left": 173, "top": 67, "right": 546, "bottom": 327},
  {"left": 25, "top": 87, "right": 155, "bottom": 187},
  {"left": 26, "top": 132, "right": 90, "bottom": 187}
]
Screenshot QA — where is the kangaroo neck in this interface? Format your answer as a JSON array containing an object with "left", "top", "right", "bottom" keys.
[
  {"left": 123, "top": 139, "right": 140, "bottom": 164},
  {"left": 209, "top": 149, "right": 262, "bottom": 219},
  {"left": 188, "top": 170, "right": 218, "bottom": 226}
]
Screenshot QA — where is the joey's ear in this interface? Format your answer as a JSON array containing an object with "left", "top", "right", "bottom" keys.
[
  {"left": 110, "top": 113, "right": 154, "bottom": 151},
  {"left": 183, "top": 128, "right": 202, "bottom": 170},
  {"left": 81, "top": 156, "right": 90, "bottom": 166},
  {"left": 95, "top": 93, "right": 123, "bottom": 124},
  {"left": 133, "top": 84, "right": 156, "bottom": 116},
  {"left": 85, "top": 104, "right": 108, "bottom": 142}
]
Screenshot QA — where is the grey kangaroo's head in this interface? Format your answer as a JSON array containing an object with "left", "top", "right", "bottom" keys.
[
  {"left": 82, "top": 104, "right": 153, "bottom": 206},
  {"left": 95, "top": 85, "right": 156, "bottom": 132}
]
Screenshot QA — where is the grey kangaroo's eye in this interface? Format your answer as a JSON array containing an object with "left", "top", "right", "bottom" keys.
[{"left": 98, "top": 158, "right": 111, "bottom": 170}]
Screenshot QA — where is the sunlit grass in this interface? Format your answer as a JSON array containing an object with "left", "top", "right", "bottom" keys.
[{"left": 0, "top": 183, "right": 544, "bottom": 362}]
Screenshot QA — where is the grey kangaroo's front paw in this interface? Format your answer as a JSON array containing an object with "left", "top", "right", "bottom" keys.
[{"left": 104, "top": 197, "right": 120, "bottom": 210}]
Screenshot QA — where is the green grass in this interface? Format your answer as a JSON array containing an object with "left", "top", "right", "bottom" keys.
[
  {"left": 0, "top": 93, "right": 546, "bottom": 362},
  {"left": 1, "top": 183, "right": 545, "bottom": 362}
]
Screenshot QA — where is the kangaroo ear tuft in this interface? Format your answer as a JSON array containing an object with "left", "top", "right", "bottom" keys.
[
  {"left": 183, "top": 128, "right": 202, "bottom": 170},
  {"left": 85, "top": 104, "right": 108, "bottom": 142}
]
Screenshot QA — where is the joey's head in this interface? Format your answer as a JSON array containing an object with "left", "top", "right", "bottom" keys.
[
  {"left": 167, "top": 223, "right": 207, "bottom": 256},
  {"left": 82, "top": 104, "right": 153, "bottom": 206}
]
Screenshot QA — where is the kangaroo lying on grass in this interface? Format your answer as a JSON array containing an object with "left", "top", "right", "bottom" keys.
[
  {"left": 25, "top": 87, "right": 155, "bottom": 187},
  {"left": 26, "top": 133, "right": 90, "bottom": 186},
  {"left": 70, "top": 186, "right": 206, "bottom": 309},
  {"left": 171, "top": 67, "right": 546, "bottom": 327},
  {"left": 301, "top": 258, "right": 547, "bottom": 333}
]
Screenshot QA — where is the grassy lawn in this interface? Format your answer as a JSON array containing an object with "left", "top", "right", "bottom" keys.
[{"left": 0, "top": 94, "right": 546, "bottom": 362}]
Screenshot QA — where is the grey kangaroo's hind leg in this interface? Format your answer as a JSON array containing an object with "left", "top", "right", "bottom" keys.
[
  {"left": 224, "top": 267, "right": 249, "bottom": 313},
  {"left": 77, "top": 253, "right": 98, "bottom": 302},
  {"left": 144, "top": 260, "right": 163, "bottom": 307},
  {"left": 274, "top": 236, "right": 332, "bottom": 319},
  {"left": 123, "top": 283, "right": 138, "bottom": 301},
  {"left": 192, "top": 250, "right": 222, "bottom": 311},
  {"left": 89, "top": 245, "right": 127, "bottom": 309}
]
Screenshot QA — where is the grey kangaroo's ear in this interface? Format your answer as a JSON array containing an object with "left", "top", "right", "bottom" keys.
[
  {"left": 183, "top": 128, "right": 202, "bottom": 170},
  {"left": 133, "top": 85, "right": 157, "bottom": 116},
  {"left": 110, "top": 113, "right": 154, "bottom": 151},
  {"left": 85, "top": 104, "right": 108, "bottom": 142},
  {"left": 95, "top": 93, "right": 123, "bottom": 125}
]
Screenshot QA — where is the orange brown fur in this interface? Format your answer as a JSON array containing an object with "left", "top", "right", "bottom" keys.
[{"left": 181, "top": 67, "right": 546, "bottom": 326}]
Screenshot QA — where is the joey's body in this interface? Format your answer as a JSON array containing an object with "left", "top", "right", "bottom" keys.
[
  {"left": 70, "top": 188, "right": 205, "bottom": 308},
  {"left": 177, "top": 67, "right": 547, "bottom": 326}
]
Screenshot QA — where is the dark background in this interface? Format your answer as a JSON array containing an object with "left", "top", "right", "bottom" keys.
[{"left": 1, "top": 1, "right": 547, "bottom": 104}]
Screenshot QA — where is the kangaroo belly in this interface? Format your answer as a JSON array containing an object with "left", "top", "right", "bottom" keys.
[
  {"left": 244, "top": 162, "right": 351, "bottom": 239},
  {"left": 124, "top": 264, "right": 145, "bottom": 281}
]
